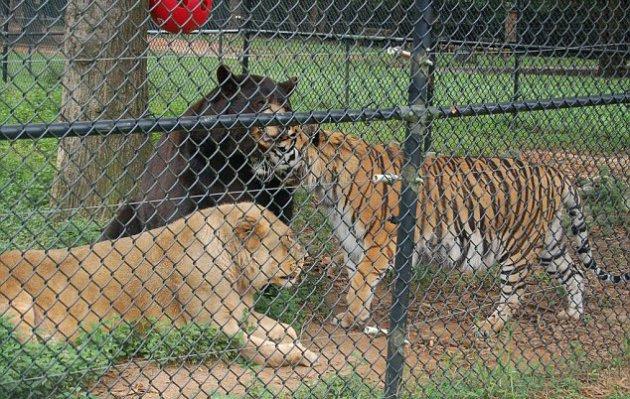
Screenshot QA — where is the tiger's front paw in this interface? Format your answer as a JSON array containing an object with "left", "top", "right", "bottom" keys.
[
  {"left": 333, "top": 311, "right": 369, "bottom": 329},
  {"left": 474, "top": 320, "right": 496, "bottom": 339},
  {"left": 557, "top": 309, "right": 581, "bottom": 321},
  {"left": 475, "top": 314, "right": 506, "bottom": 338}
]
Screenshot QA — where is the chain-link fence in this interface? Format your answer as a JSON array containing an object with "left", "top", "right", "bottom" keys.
[{"left": 0, "top": 0, "right": 628, "bottom": 397}]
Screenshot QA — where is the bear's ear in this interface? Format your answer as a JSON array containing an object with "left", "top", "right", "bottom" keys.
[
  {"left": 217, "top": 64, "right": 239, "bottom": 95},
  {"left": 234, "top": 215, "right": 270, "bottom": 251},
  {"left": 279, "top": 76, "right": 298, "bottom": 96}
]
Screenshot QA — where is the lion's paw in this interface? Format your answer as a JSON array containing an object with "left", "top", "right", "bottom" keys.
[
  {"left": 298, "top": 348, "right": 319, "bottom": 366},
  {"left": 267, "top": 323, "right": 298, "bottom": 342},
  {"left": 278, "top": 342, "right": 319, "bottom": 367}
]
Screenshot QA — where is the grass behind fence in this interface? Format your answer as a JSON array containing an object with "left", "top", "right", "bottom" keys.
[{"left": 0, "top": 41, "right": 628, "bottom": 153}]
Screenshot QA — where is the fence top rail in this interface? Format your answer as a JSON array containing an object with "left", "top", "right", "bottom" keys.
[
  {"left": 6, "top": 27, "right": 627, "bottom": 55},
  {"left": 0, "top": 93, "right": 627, "bottom": 141}
]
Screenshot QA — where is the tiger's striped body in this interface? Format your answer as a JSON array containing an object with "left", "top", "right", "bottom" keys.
[{"left": 253, "top": 129, "right": 628, "bottom": 334}]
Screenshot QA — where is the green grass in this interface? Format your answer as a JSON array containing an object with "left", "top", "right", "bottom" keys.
[
  {"left": 1, "top": 43, "right": 628, "bottom": 149},
  {"left": 0, "top": 317, "right": 243, "bottom": 399},
  {"left": 0, "top": 138, "right": 103, "bottom": 251},
  {"left": 275, "top": 335, "right": 629, "bottom": 399},
  {"left": 424, "top": 337, "right": 628, "bottom": 399}
]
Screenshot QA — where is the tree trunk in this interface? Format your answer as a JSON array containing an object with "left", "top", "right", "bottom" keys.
[
  {"left": 50, "top": 0, "right": 151, "bottom": 219},
  {"left": 228, "top": 0, "right": 245, "bottom": 29},
  {"left": 598, "top": 0, "right": 627, "bottom": 77},
  {"left": 503, "top": 2, "right": 518, "bottom": 60},
  {"left": 308, "top": 1, "right": 319, "bottom": 32}
]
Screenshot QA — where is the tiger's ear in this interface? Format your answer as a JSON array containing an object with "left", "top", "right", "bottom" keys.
[
  {"left": 279, "top": 76, "right": 298, "bottom": 96},
  {"left": 234, "top": 215, "right": 270, "bottom": 250},
  {"left": 217, "top": 64, "right": 239, "bottom": 95}
]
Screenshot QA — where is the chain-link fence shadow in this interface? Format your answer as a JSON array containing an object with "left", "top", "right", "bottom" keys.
[{"left": 0, "top": 0, "right": 627, "bottom": 398}]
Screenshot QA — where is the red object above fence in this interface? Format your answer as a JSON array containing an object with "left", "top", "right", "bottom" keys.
[{"left": 149, "top": 0, "right": 213, "bottom": 33}]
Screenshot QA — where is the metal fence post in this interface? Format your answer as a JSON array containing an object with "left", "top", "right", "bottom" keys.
[
  {"left": 510, "top": 1, "right": 520, "bottom": 102},
  {"left": 383, "top": 0, "right": 433, "bottom": 397},
  {"left": 513, "top": 51, "right": 520, "bottom": 101},
  {"left": 241, "top": 0, "right": 252, "bottom": 73},
  {"left": 344, "top": 39, "right": 351, "bottom": 107},
  {"left": 1, "top": 0, "right": 9, "bottom": 83}
]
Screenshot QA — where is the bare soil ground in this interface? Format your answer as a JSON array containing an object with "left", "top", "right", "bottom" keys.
[
  {"left": 92, "top": 265, "right": 628, "bottom": 398},
  {"left": 94, "top": 361, "right": 630, "bottom": 399},
  {"left": 147, "top": 37, "right": 241, "bottom": 59}
]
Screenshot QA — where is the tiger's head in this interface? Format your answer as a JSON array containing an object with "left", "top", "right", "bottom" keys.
[
  {"left": 250, "top": 123, "right": 328, "bottom": 183},
  {"left": 250, "top": 121, "right": 309, "bottom": 183},
  {"left": 251, "top": 125, "right": 366, "bottom": 184}
]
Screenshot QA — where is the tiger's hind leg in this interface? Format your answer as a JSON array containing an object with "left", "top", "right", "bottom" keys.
[
  {"left": 540, "top": 215, "right": 585, "bottom": 320},
  {"left": 544, "top": 251, "right": 584, "bottom": 320},
  {"left": 477, "top": 254, "right": 532, "bottom": 337}
]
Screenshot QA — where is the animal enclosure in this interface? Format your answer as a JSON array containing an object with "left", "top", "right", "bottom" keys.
[{"left": 0, "top": 0, "right": 628, "bottom": 398}]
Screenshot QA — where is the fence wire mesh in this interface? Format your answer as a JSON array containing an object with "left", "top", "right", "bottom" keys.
[{"left": 0, "top": 0, "right": 628, "bottom": 398}]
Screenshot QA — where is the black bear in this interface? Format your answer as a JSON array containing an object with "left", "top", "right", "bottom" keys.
[{"left": 100, "top": 65, "right": 297, "bottom": 240}]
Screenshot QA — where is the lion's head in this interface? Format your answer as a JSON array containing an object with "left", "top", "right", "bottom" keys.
[{"left": 228, "top": 205, "right": 306, "bottom": 292}]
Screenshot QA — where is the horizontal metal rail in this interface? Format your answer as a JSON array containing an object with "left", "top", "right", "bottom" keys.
[
  {"left": 147, "top": 28, "right": 410, "bottom": 43},
  {"left": 434, "top": 92, "right": 629, "bottom": 118},
  {"left": 7, "top": 28, "right": 626, "bottom": 55},
  {"left": 443, "top": 39, "right": 629, "bottom": 55},
  {"left": 0, "top": 93, "right": 627, "bottom": 141},
  {"left": 0, "top": 109, "right": 401, "bottom": 140}
]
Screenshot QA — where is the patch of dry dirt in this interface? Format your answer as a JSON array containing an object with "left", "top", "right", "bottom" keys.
[
  {"left": 147, "top": 37, "right": 241, "bottom": 58},
  {"left": 92, "top": 324, "right": 401, "bottom": 398},
  {"left": 569, "top": 367, "right": 630, "bottom": 399}
]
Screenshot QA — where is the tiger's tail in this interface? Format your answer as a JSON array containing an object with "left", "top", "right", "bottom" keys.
[{"left": 563, "top": 182, "right": 629, "bottom": 283}]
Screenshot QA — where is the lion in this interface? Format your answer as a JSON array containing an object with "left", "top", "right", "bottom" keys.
[{"left": 0, "top": 203, "right": 317, "bottom": 367}]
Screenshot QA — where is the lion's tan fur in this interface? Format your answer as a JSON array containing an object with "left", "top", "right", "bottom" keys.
[{"left": 0, "top": 202, "right": 317, "bottom": 367}]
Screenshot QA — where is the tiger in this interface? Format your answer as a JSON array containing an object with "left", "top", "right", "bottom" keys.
[{"left": 251, "top": 126, "right": 629, "bottom": 336}]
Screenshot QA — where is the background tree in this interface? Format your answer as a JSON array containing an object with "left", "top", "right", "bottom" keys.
[
  {"left": 228, "top": 0, "right": 245, "bottom": 29},
  {"left": 597, "top": 0, "right": 627, "bottom": 78},
  {"left": 50, "top": 0, "right": 151, "bottom": 219}
]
